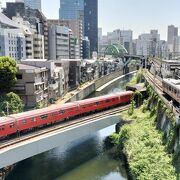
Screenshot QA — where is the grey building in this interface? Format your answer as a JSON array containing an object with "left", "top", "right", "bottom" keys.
[
  {"left": 61, "top": 59, "right": 81, "bottom": 89},
  {"left": 12, "top": 63, "right": 49, "bottom": 108},
  {"left": 167, "top": 25, "right": 178, "bottom": 52},
  {"left": 48, "top": 24, "right": 70, "bottom": 60},
  {"left": 47, "top": 19, "right": 83, "bottom": 58},
  {"left": 3, "top": 2, "right": 25, "bottom": 19},
  {"left": 20, "top": 59, "right": 66, "bottom": 100}
]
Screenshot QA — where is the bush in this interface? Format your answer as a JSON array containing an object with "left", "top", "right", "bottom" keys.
[{"left": 118, "top": 108, "right": 177, "bottom": 180}]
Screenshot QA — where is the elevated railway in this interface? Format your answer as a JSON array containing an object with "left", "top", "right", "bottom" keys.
[{"left": 0, "top": 105, "right": 129, "bottom": 151}]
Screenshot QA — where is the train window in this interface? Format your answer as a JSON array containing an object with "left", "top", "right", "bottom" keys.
[
  {"left": 40, "top": 114, "right": 48, "bottom": 119},
  {"left": 31, "top": 117, "right": 36, "bottom": 122},
  {"left": 83, "top": 106, "right": 86, "bottom": 108},
  {"left": 52, "top": 112, "right": 58, "bottom": 116},
  {"left": 175, "top": 89, "right": 177, "bottom": 94},
  {"left": 95, "top": 102, "right": 99, "bottom": 106},
  {"left": 9, "top": 123, "right": 14, "bottom": 128},
  {"left": 106, "top": 99, "right": 110, "bottom": 103},
  {"left": 0, "top": 125, "right": 5, "bottom": 131},
  {"left": 59, "top": 110, "right": 65, "bottom": 114},
  {"left": 22, "top": 119, "right": 26, "bottom": 124}
]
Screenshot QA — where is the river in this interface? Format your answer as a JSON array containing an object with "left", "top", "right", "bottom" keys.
[{"left": 6, "top": 74, "right": 133, "bottom": 180}]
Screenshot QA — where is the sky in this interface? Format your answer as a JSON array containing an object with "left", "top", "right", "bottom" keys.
[{"left": 1, "top": 0, "right": 180, "bottom": 40}]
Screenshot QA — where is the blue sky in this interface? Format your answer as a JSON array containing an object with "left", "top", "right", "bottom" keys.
[{"left": 2, "top": 0, "right": 180, "bottom": 40}]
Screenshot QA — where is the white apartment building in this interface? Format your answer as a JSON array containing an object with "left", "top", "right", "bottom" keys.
[
  {"left": 0, "top": 12, "right": 26, "bottom": 60},
  {"left": 48, "top": 24, "right": 70, "bottom": 60},
  {"left": 12, "top": 16, "right": 45, "bottom": 59},
  {"left": 0, "top": 28, "right": 26, "bottom": 60}
]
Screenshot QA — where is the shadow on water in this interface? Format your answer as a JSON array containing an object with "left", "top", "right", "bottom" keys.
[{"left": 6, "top": 127, "right": 127, "bottom": 180}]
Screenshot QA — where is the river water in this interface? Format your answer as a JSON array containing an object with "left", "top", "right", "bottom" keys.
[{"left": 6, "top": 75, "right": 133, "bottom": 180}]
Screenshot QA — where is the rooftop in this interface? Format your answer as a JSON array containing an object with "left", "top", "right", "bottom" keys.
[{"left": 0, "top": 12, "right": 20, "bottom": 28}]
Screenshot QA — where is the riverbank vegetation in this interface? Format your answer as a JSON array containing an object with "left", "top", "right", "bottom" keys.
[
  {"left": 109, "top": 76, "right": 179, "bottom": 179},
  {"left": 116, "top": 106, "right": 177, "bottom": 180},
  {"left": 126, "top": 69, "right": 143, "bottom": 87}
]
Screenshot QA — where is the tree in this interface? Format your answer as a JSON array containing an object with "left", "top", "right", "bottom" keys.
[
  {"left": 0, "top": 56, "right": 17, "bottom": 92},
  {"left": 0, "top": 92, "right": 24, "bottom": 116}
]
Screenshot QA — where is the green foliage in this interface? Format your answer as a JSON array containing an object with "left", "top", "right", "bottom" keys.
[
  {"left": 128, "top": 100, "right": 135, "bottom": 115},
  {"left": 36, "top": 101, "right": 47, "bottom": 109},
  {"left": 109, "top": 133, "right": 120, "bottom": 145},
  {"left": 0, "top": 92, "right": 24, "bottom": 116},
  {"left": 0, "top": 56, "right": 17, "bottom": 92},
  {"left": 134, "top": 90, "right": 143, "bottom": 107},
  {"left": 118, "top": 108, "right": 177, "bottom": 180},
  {"left": 127, "top": 69, "right": 143, "bottom": 86}
]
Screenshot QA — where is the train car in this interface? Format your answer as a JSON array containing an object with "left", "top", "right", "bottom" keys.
[
  {"left": 0, "top": 116, "right": 18, "bottom": 138},
  {"left": 162, "top": 78, "right": 180, "bottom": 103},
  {"left": 78, "top": 91, "right": 133, "bottom": 114},
  {"left": 0, "top": 91, "right": 133, "bottom": 139}
]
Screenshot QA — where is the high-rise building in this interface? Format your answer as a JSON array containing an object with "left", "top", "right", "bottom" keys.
[
  {"left": 84, "top": 0, "right": 98, "bottom": 54},
  {"left": 167, "top": 25, "right": 178, "bottom": 52},
  {"left": 59, "top": 0, "right": 84, "bottom": 20},
  {"left": 24, "top": 0, "right": 41, "bottom": 11},
  {"left": 59, "top": 0, "right": 98, "bottom": 55}
]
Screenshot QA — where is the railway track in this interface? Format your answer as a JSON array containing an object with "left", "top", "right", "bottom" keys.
[
  {"left": 0, "top": 105, "right": 129, "bottom": 150},
  {"left": 144, "top": 71, "right": 163, "bottom": 92}
]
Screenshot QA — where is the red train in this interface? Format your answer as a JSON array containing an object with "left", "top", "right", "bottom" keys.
[{"left": 0, "top": 91, "right": 133, "bottom": 138}]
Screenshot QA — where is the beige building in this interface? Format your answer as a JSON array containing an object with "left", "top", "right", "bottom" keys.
[{"left": 12, "top": 63, "right": 49, "bottom": 108}]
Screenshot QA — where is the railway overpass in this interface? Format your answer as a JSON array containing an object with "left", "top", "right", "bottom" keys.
[{"left": 0, "top": 106, "right": 127, "bottom": 169}]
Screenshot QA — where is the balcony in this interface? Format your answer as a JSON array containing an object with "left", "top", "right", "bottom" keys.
[
  {"left": 35, "top": 77, "right": 45, "bottom": 85},
  {"left": 49, "top": 82, "right": 58, "bottom": 90}
]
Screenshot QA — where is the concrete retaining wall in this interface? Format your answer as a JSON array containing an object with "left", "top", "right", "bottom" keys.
[
  {"left": 95, "top": 71, "right": 123, "bottom": 90},
  {"left": 67, "top": 68, "right": 137, "bottom": 103}
]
